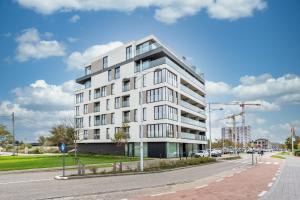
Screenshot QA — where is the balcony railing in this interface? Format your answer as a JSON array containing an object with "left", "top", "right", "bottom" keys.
[
  {"left": 136, "top": 42, "right": 160, "bottom": 55},
  {"left": 122, "top": 84, "right": 130, "bottom": 92},
  {"left": 149, "top": 57, "right": 205, "bottom": 90},
  {"left": 180, "top": 84, "right": 205, "bottom": 103},
  {"left": 181, "top": 116, "right": 206, "bottom": 128},
  {"left": 180, "top": 100, "right": 206, "bottom": 116},
  {"left": 180, "top": 132, "right": 207, "bottom": 141},
  {"left": 122, "top": 101, "right": 130, "bottom": 107}
]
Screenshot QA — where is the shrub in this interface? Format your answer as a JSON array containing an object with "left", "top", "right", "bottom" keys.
[{"left": 294, "top": 150, "right": 300, "bottom": 157}]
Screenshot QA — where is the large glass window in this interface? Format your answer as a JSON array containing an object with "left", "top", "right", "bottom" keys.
[
  {"left": 123, "top": 111, "right": 130, "bottom": 123},
  {"left": 111, "top": 83, "right": 115, "bottom": 95},
  {"left": 147, "top": 87, "right": 173, "bottom": 103},
  {"left": 115, "top": 97, "right": 120, "bottom": 108},
  {"left": 94, "top": 102, "right": 100, "bottom": 112},
  {"left": 126, "top": 46, "right": 132, "bottom": 60},
  {"left": 108, "top": 69, "right": 112, "bottom": 81},
  {"left": 83, "top": 130, "right": 88, "bottom": 140},
  {"left": 122, "top": 95, "right": 130, "bottom": 107},
  {"left": 94, "top": 129, "right": 100, "bottom": 139},
  {"left": 146, "top": 124, "right": 176, "bottom": 138},
  {"left": 123, "top": 79, "right": 130, "bottom": 92},
  {"left": 103, "top": 56, "right": 108, "bottom": 68},
  {"left": 154, "top": 69, "right": 177, "bottom": 87},
  {"left": 154, "top": 105, "right": 178, "bottom": 120},
  {"left": 94, "top": 115, "right": 100, "bottom": 126},
  {"left": 75, "top": 106, "right": 80, "bottom": 116},
  {"left": 75, "top": 117, "right": 83, "bottom": 128},
  {"left": 106, "top": 99, "right": 110, "bottom": 111},
  {"left": 85, "top": 80, "right": 91, "bottom": 89},
  {"left": 101, "top": 86, "right": 107, "bottom": 97},
  {"left": 75, "top": 93, "right": 83, "bottom": 103},
  {"left": 100, "top": 114, "right": 106, "bottom": 125},
  {"left": 115, "top": 66, "right": 120, "bottom": 79},
  {"left": 83, "top": 104, "right": 88, "bottom": 114},
  {"left": 143, "top": 108, "right": 147, "bottom": 121},
  {"left": 94, "top": 88, "right": 100, "bottom": 99}
]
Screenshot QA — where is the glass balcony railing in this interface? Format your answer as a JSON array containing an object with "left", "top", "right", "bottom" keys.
[
  {"left": 180, "top": 100, "right": 206, "bottom": 116},
  {"left": 180, "top": 84, "right": 205, "bottom": 103},
  {"left": 149, "top": 57, "right": 205, "bottom": 90},
  {"left": 180, "top": 132, "right": 207, "bottom": 141},
  {"left": 122, "top": 84, "right": 130, "bottom": 92},
  {"left": 136, "top": 42, "right": 160, "bottom": 55},
  {"left": 181, "top": 116, "right": 206, "bottom": 128},
  {"left": 122, "top": 101, "right": 130, "bottom": 107}
]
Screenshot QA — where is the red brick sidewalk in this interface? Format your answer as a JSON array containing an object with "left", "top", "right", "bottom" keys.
[{"left": 130, "top": 158, "right": 283, "bottom": 200}]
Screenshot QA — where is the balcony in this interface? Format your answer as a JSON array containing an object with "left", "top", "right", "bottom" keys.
[
  {"left": 149, "top": 57, "right": 205, "bottom": 90},
  {"left": 122, "top": 101, "right": 130, "bottom": 107},
  {"left": 180, "top": 100, "right": 206, "bottom": 116},
  {"left": 180, "top": 84, "right": 205, "bottom": 103},
  {"left": 181, "top": 116, "right": 206, "bottom": 128},
  {"left": 122, "top": 84, "right": 130, "bottom": 92},
  {"left": 136, "top": 42, "right": 160, "bottom": 55},
  {"left": 181, "top": 132, "right": 207, "bottom": 141}
]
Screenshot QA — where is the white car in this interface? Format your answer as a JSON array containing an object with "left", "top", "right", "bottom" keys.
[{"left": 193, "top": 150, "right": 209, "bottom": 158}]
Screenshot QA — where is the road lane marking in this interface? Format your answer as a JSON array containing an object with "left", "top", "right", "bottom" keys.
[
  {"left": 266, "top": 162, "right": 271, "bottom": 164},
  {"left": 151, "top": 191, "right": 176, "bottom": 196},
  {"left": 0, "top": 178, "right": 52, "bottom": 185},
  {"left": 268, "top": 182, "right": 273, "bottom": 187},
  {"left": 195, "top": 184, "right": 208, "bottom": 189},
  {"left": 226, "top": 174, "right": 233, "bottom": 177},
  {"left": 258, "top": 191, "right": 267, "bottom": 197},
  {"left": 274, "top": 162, "right": 279, "bottom": 165},
  {"left": 272, "top": 177, "right": 276, "bottom": 181}
]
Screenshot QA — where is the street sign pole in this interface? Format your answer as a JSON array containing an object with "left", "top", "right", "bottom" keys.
[
  {"left": 60, "top": 143, "right": 66, "bottom": 177},
  {"left": 63, "top": 151, "right": 65, "bottom": 177}
]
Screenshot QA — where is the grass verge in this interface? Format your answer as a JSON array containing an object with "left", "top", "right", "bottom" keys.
[{"left": 271, "top": 155, "right": 286, "bottom": 159}]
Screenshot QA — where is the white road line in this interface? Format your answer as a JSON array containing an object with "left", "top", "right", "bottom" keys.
[
  {"left": 266, "top": 162, "right": 271, "bottom": 164},
  {"left": 268, "top": 182, "right": 273, "bottom": 187},
  {"left": 227, "top": 174, "right": 233, "bottom": 178},
  {"left": 216, "top": 178, "right": 223, "bottom": 182},
  {"left": 0, "top": 178, "right": 52, "bottom": 185},
  {"left": 274, "top": 162, "right": 279, "bottom": 165},
  {"left": 258, "top": 191, "right": 267, "bottom": 197},
  {"left": 151, "top": 191, "right": 176, "bottom": 196},
  {"left": 195, "top": 184, "right": 208, "bottom": 189},
  {"left": 272, "top": 177, "right": 276, "bottom": 181}
]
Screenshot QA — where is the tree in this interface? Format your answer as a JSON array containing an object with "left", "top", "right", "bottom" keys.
[
  {"left": 0, "top": 124, "right": 13, "bottom": 148},
  {"left": 47, "top": 124, "right": 75, "bottom": 146},
  {"left": 38, "top": 135, "right": 47, "bottom": 146},
  {"left": 285, "top": 135, "right": 300, "bottom": 150},
  {"left": 112, "top": 123, "right": 129, "bottom": 147}
]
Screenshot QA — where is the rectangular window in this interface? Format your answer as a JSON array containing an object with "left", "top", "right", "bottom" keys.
[
  {"left": 134, "top": 109, "right": 138, "bottom": 122},
  {"left": 111, "top": 83, "right": 115, "bottom": 95},
  {"left": 83, "top": 130, "right": 88, "bottom": 140},
  {"left": 106, "top": 128, "right": 110, "bottom": 139},
  {"left": 123, "top": 79, "right": 130, "bottom": 92},
  {"left": 94, "top": 115, "right": 100, "bottom": 126},
  {"left": 83, "top": 104, "right": 88, "bottom": 114},
  {"left": 75, "top": 93, "right": 83, "bottom": 103},
  {"left": 106, "top": 99, "right": 110, "bottom": 111},
  {"left": 146, "top": 124, "right": 175, "bottom": 138},
  {"left": 75, "top": 106, "right": 80, "bottom": 116},
  {"left": 123, "top": 111, "right": 130, "bottom": 123},
  {"left": 103, "top": 56, "right": 108, "bottom": 68},
  {"left": 94, "top": 129, "right": 100, "bottom": 139},
  {"left": 94, "top": 88, "right": 100, "bottom": 99},
  {"left": 143, "top": 108, "right": 146, "bottom": 121},
  {"left": 134, "top": 77, "right": 137, "bottom": 89},
  {"left": 115, "top": 66, "right": 120, "bottom": 79},
  {"left": 115, "top": 97, "right": 120, "bottom": 108},
  {"left": 94, "top": 102, "right": 100, "bottom": 112},
  {"left": 75, "top": 117, "right": 83, "bottom": 128},
  {"left": 142, "top": 74, "right": 146, "bottom": 87},
  {"left": 122, "top": 95, "right": 130, "bottom": 107},
  {"left": 85, "top": 80, "right": 91, "bottom": 89},
  {"left": 126, "top": 46, "right": 132, "bottom": 60},
  {"left": 108, "top": 69, "right": 112, "bottom": 81},
  {"left": 88, "top": 116, "right": 91, "bottom": 127},
  {"left": 88, "top": 90, "right": 91, "bottom": 101},
  {"left": 101, "top": 86, "right": 107, "bottom": 97},
  {"left": 100, "top": 114, "right": 106, "bottom": 125},
  {"left": 111, "top": 113, "right": 115, "bottom": 124}
]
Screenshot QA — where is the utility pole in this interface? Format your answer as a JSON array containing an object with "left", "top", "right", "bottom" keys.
[
  {"left": 291, "top": 126, "right": 296, "bottom": 153},
  {"left": 12, "top": 112, "right": 15, "bottom": 156}
]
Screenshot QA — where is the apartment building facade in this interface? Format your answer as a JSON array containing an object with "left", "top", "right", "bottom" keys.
[
  {"left": 75, "top": 35, "right": 207, "bottom": 158},
  {"left": 221, "top": 125, "right": 251, "bottom": 145}
]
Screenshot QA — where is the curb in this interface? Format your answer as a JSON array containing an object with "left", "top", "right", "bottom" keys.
[{"left": 55, "top": 161, "right": 217, "bottom": 180}]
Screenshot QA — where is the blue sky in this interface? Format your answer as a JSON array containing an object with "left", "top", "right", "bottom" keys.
[{"left": 0, "top": 0, "right": 299, "bottom": 143}]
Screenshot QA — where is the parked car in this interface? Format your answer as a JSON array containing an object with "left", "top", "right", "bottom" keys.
[
  {"left": 192, "top": 150, "right": 209, "bottom": 158},
  {"left": 208, "top": 149, "right": 222, "bottom": 157},
  {"left": 246, "top": 149, "right": 254, "bottom": 154}
]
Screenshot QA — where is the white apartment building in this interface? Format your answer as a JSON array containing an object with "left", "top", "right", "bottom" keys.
[
  {"left": 74, "top": 35, "right": 207, "bottom": 158},
  {"left": 221, "top": 125, "right": 251, "bottom": 145}
]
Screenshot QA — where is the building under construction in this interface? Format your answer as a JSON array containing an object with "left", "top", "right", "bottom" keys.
[{"left": 221, "top": 125, "right": 251, "bottom": 145}]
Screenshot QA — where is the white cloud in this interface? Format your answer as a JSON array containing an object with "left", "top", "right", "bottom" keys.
[
  {"left": 66, "top": 41, "right": 123, "bottom": 70},
  {"left": 69, "top": 14, "right": 80, "bottom": 23},
  {"left": 15, "top": 28, "right": 65, "bottom": 62},
  {"left": 233, "top": 74, "right": 300, "bottom": 100},
  {"left": 16, "top": 0, "right": 267, "bottom": 24},
  {"left": 206, "top": 81, "right": 231, "bottom": 96},
  {"left": 12, "top": 80, "right": 75, "bottom": 110},
  {"left": 0, "top": 80, "right": 77, "bottom": 142},
  {"left": 67, "top": 37, "right": 78, "bottom": 43},
  {"left": 275, "top": 93, "right": 300, "bottom": 105}
]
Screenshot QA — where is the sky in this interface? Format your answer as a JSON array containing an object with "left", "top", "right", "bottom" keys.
[{"left": 0, "top": 0, "right": 299, "bottom": 143}]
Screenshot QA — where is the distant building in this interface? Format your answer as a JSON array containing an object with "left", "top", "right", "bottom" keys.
[
  {"left": 221, "top": 125, "right": 251, "bottom": 144},
  {"left": 254, "top": 138, "right": 271, "bottom": 149}
]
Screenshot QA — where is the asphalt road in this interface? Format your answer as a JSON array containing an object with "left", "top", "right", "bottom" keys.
[{"left": 0, "top": 154, "right": 255, "bottom": 200}]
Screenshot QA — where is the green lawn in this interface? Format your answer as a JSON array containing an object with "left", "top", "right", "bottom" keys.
[{"left": 0, "top": 154, "right": 140, "bottom": 171}]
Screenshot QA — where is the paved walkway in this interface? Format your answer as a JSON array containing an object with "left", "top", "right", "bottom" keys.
[
  {"left": 262, "top": 156, "right": 300, "bottom": 200},
  {"left": 130, "top": 155, "right": 283, "bottom": 200}
]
